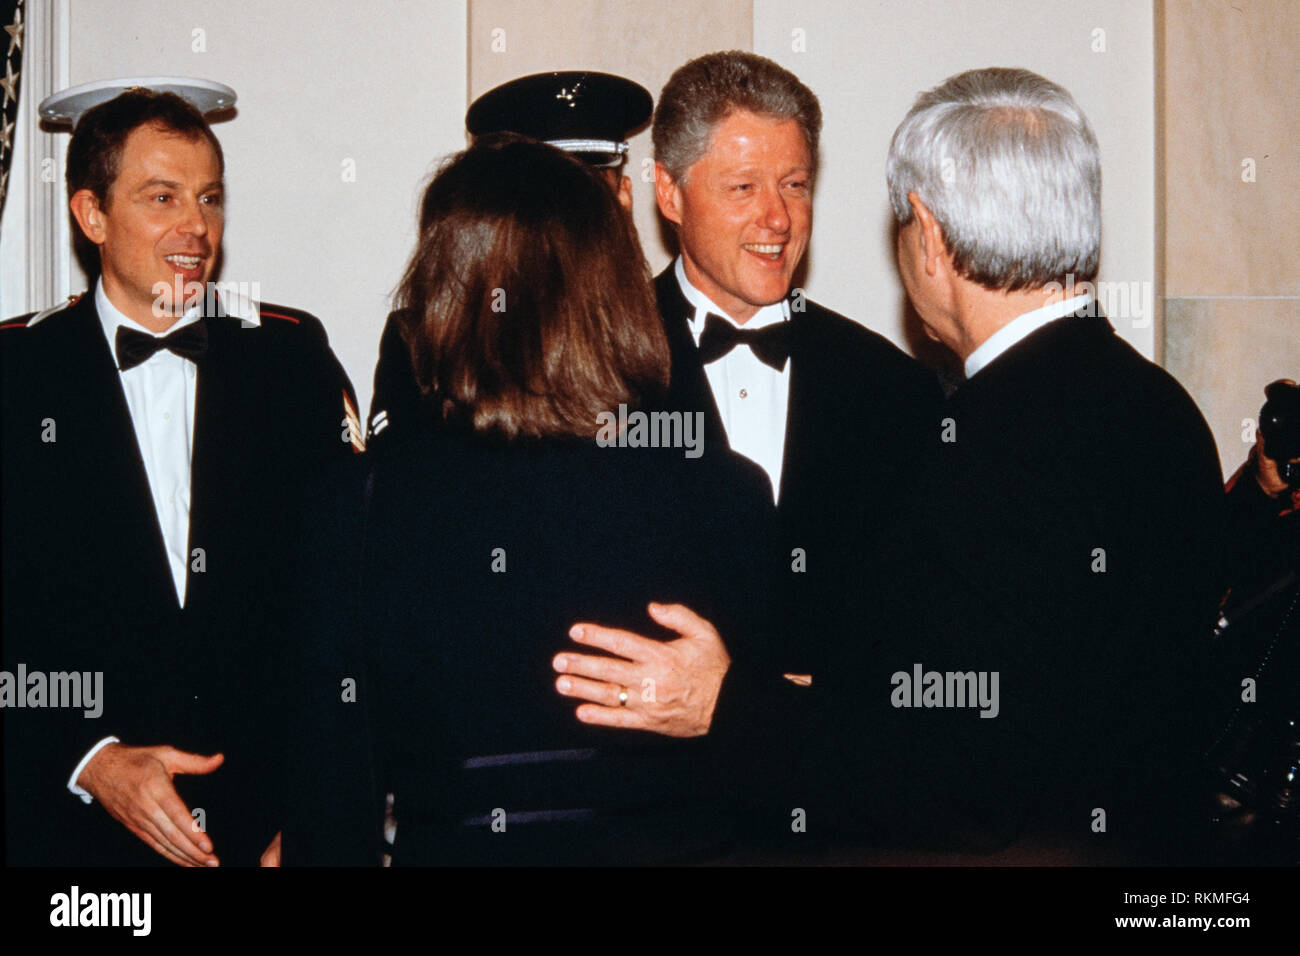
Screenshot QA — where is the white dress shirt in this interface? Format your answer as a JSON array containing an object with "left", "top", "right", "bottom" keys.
[
  {"left": 67, "top": 280, "right": 203, "bottom": 801},
  {"left": 675, "top": 257, "right": 790, "bottom": 502},
  {"left": 964, "top": 292, "right": 1094, "bottom": 379}
]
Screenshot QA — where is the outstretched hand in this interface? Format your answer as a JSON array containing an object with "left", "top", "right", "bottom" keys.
[{"left": 77, "top": 743, "right": 224, "bottom": 867}]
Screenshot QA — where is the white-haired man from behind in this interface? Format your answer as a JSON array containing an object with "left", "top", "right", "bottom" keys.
[{"left": 834, "top": 66, "right": 1227, "bottom": 860}]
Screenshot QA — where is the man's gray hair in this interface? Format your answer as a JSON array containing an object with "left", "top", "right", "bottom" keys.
[
  {"left": 653, "top": 51, "right": 822, "bottom": 183},
  {"left": 886, "top": 67, "right": 1101, "bottom": 292}
]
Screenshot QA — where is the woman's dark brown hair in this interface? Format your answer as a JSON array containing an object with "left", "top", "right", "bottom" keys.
[{"left": 395, "top": 134, "right": 668, "bottom": 439}]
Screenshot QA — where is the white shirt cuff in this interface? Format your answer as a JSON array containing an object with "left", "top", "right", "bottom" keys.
[{"left": 68, "top": 736, "right": 121, "bottom": 803}]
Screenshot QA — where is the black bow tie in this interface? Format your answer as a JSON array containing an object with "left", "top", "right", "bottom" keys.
[
  {"left": 697, "top": 313, "right": 791, "bottom": 372},
  {"left": 115, "top": 321, "right": 209, "bottom": 371}
]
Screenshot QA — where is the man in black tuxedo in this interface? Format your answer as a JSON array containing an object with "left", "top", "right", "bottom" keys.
[
  {"left": 550, "top": 53, "right": 940, "bottom": 842},
  {"left": 646, "top": 54, "right": 940, "bottom": 680},
  {"left": 1, "top": 88, "right": 358, "bottom": 866}
]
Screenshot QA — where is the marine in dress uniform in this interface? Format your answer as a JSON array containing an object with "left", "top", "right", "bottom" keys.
[{"left": 367, "top": 70, "right": 653, "bottom": 452}]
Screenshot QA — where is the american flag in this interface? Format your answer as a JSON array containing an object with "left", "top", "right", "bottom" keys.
[{"left": 0, "top": 0, "right": 22, "bottom": 226}]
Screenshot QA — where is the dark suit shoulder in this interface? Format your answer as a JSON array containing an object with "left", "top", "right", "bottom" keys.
[
  {"left": 1045, "top": 315, "right": 1216, "bottom": 449},
  {"left": 250, "top": 301, "right": 335, "bottom": 347},
  {"left": 232, "top": 301, "right": 358, "bottom": 448},
  {"left": 375, "top": 308, "right": 413, "bottom": 368},
  {"left": 1, "top": 298, "right": 97, "bottom": 410},
  {"left": 0, "top": 314, "right": 35, "bottom": 334},
  {"left": 379, "top": 307, "right": 415, "bottom": 331},
  {"left": 368, "top": 308, "right": 425, "bottom": 448},
  {"left": 0, "top": 313, "right": 43, "bottom": 355},
  {"left": 1102, "top": 327, "right": 1223, "bottom": 486},
  {"left": 1100, "top": 325, "right": 1207, "bottom": 418},
  {"left": 1, "top": 294, "right": 91, "bottom": 344},
  {"left": 242, "top": 301, "right": 352, "bottom": 388},
  {"left": 799, "top": 298, "right": 929, "bottom": 377},
  {"left": 796, "top": 298, "right": 945, "bottom": 420},
  {"left": 963, "top": 314, "right": 1219, "bottom": 467}
]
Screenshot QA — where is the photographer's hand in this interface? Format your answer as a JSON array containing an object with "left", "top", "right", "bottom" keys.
[
  {"left": 1254, "top": 378, "right": 1298, "bottom": 498},
  {"left": 1252, "top": 434, "right": 1291, "bottom": 498}
]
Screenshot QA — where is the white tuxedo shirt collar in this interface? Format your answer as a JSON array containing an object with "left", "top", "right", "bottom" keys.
[
  {"left": 95, "top": 279, "right": 203, "bottom": 355},
  {"left": 674, "top": 256, "right": 790, "bottom": 344}
]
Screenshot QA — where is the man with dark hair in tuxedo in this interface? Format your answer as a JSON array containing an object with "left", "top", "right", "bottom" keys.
[
  {"left": 550, "top": 52, "right": 942, "bottom": 845},
  {"left": 1, "top": 87, "right": 358, "bottom": 866}
]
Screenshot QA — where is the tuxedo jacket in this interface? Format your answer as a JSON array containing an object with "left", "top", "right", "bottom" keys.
[
  {"left": 652, "top": 266, "right": 945, "bottom": 675},
  {"left": 1, "top": 291, "right": 356, "bottom": 866},
  {"left": 809, "top": 310, "right": 1228, "bottom": 859}
]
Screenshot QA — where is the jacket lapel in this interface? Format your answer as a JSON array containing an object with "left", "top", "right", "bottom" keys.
[
  {"left": 52, "top": 296, "right": 178, "bottom": 613},
  {"left": 186, "top": 307, "right": 268, "bottom": 612},
  {"left": 777, "top": 309, "right": 814, "bottom": 505},
  {"left": 654, "top": 267, "right": 818, "bottom": 506},
  {"left": 654, "top": 267, "right": 727, "bottom": 451}
]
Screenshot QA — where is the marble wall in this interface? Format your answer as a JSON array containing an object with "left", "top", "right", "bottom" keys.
[{"left": 1159, "top": 0, "right": 1300, "bottom": 478}]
